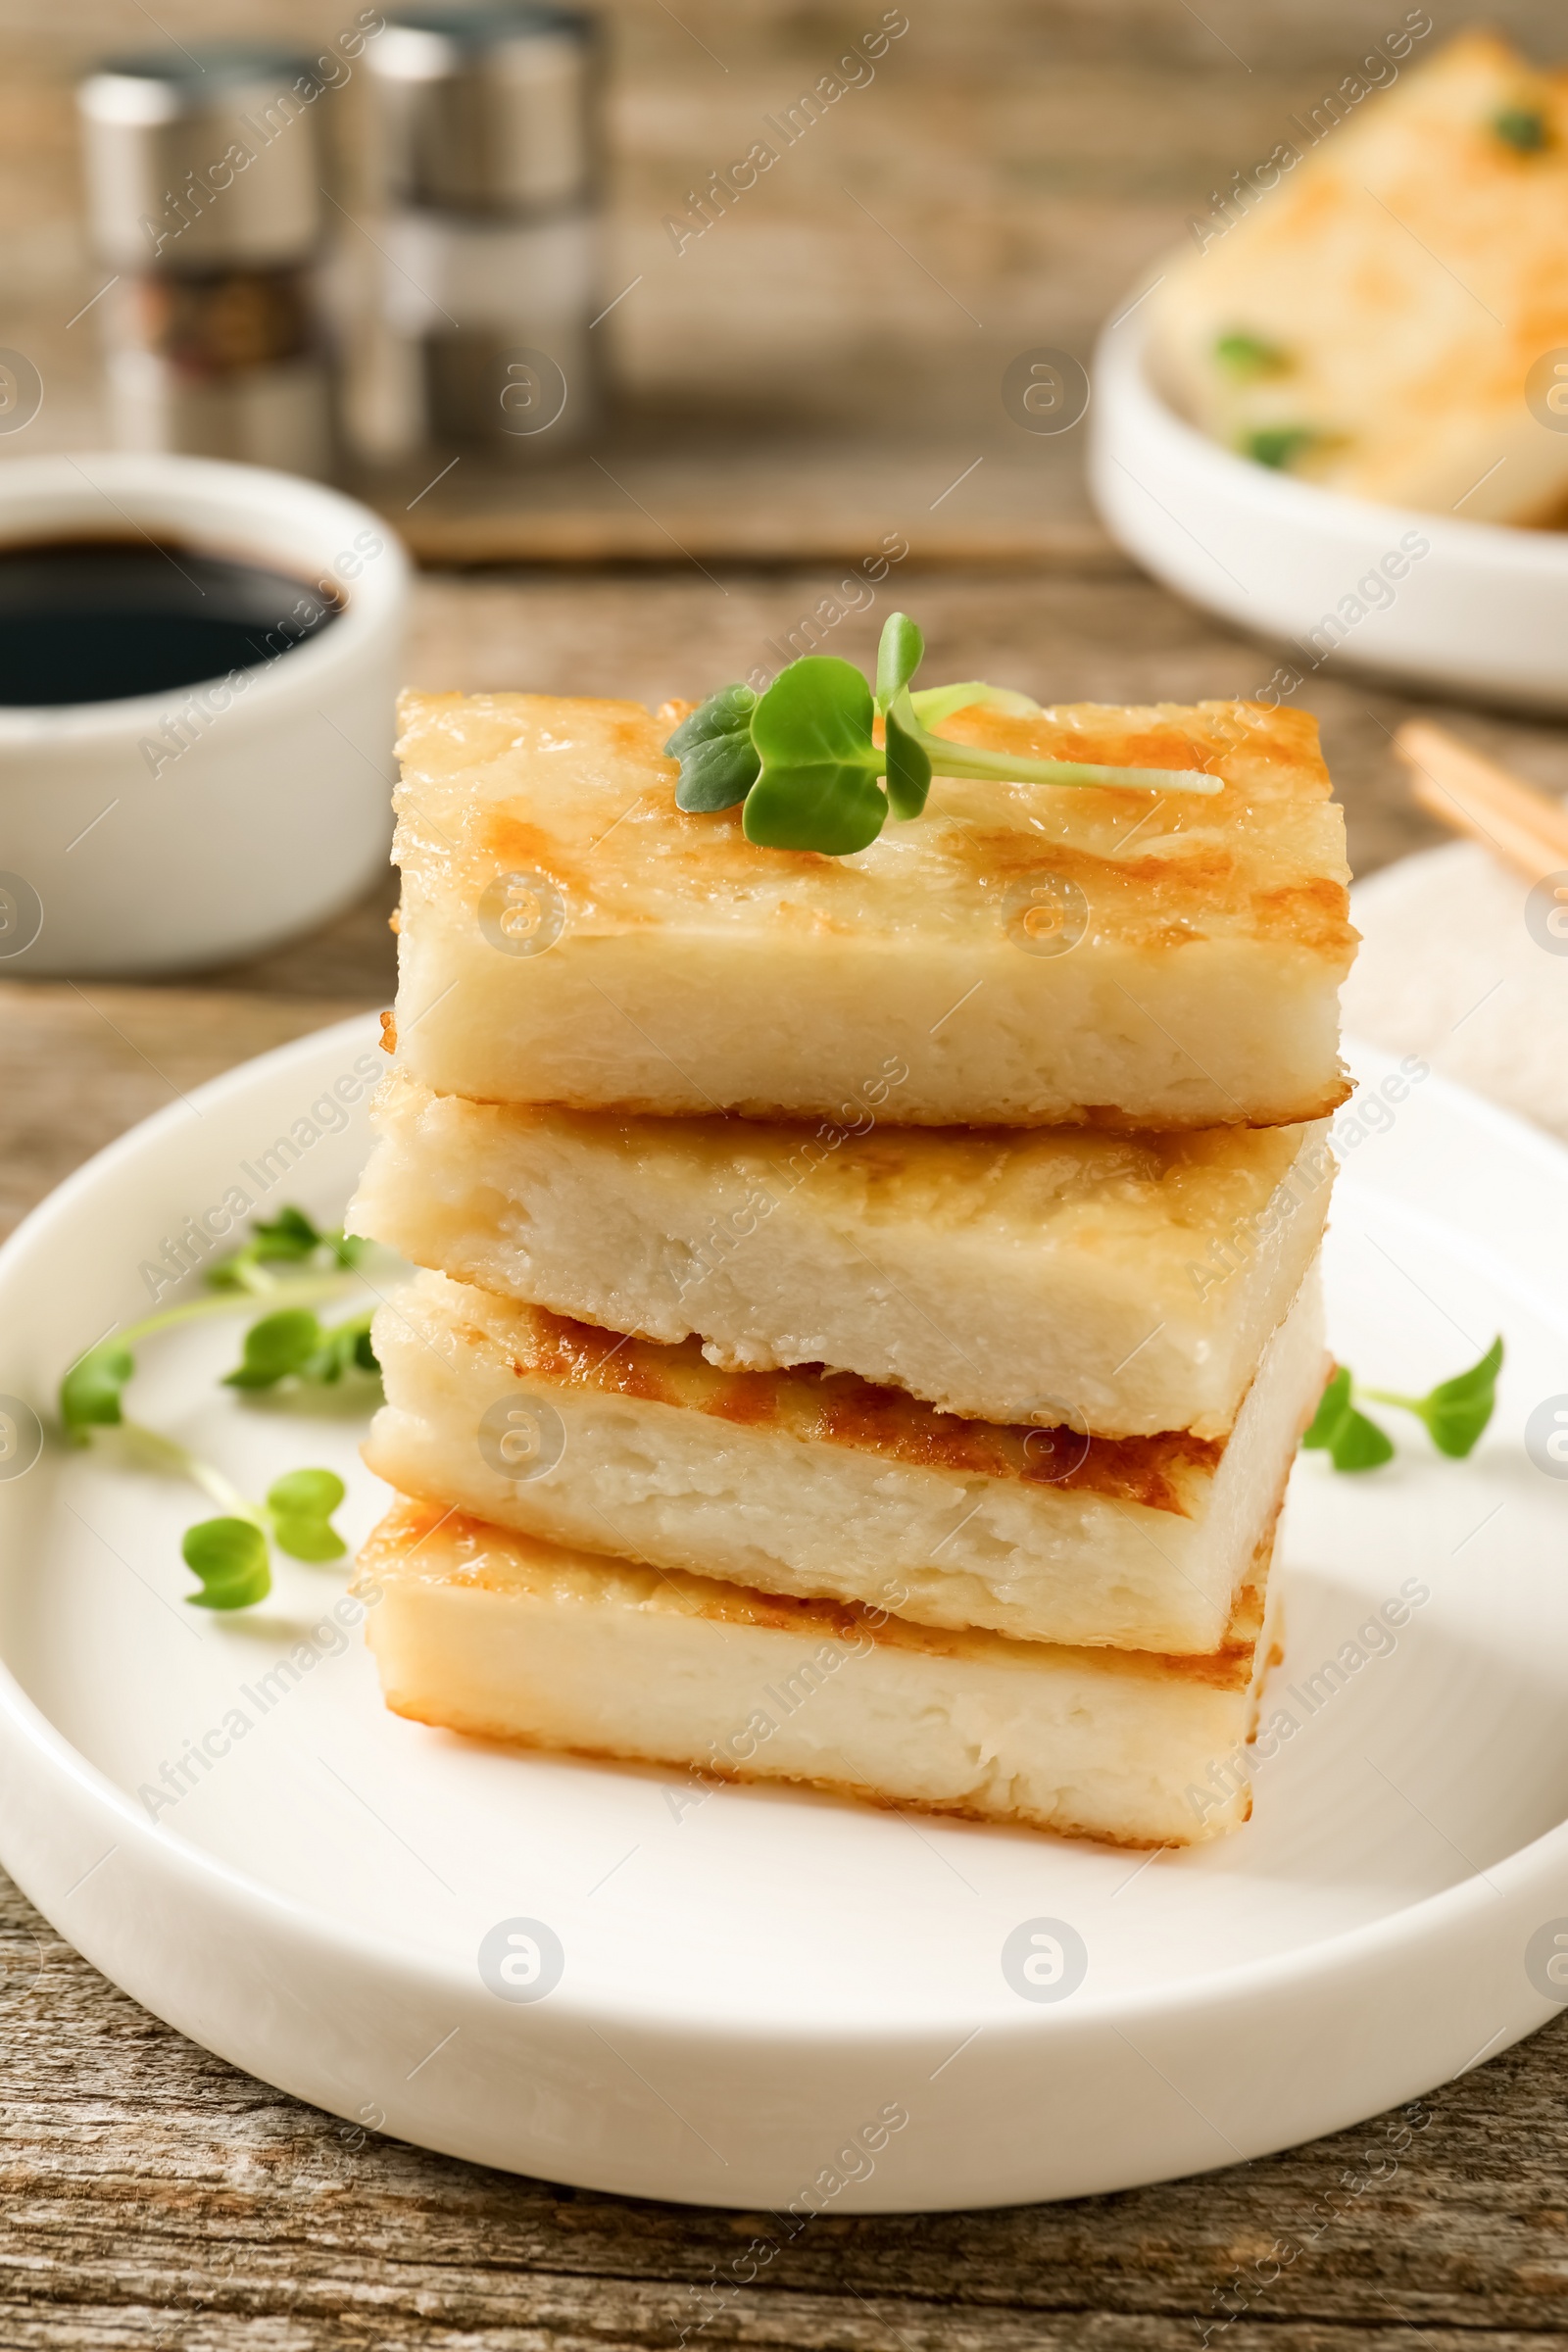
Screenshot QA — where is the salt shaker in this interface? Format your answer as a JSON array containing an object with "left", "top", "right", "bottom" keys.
[
  {"left": 77, "top": 48, "right": 341, "bottom": 478},
  {"left": 359, "top": 5, "right": 602, "bottom": 461}
]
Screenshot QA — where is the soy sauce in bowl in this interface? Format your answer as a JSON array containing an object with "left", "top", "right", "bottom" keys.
[{"left": 0, "top": 535, "right": 340, "bottom": 707}]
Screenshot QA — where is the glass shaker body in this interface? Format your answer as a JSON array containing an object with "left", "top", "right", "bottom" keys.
[
  {"left": 359, "top": 10, "right": 602, "bottom": 464},
  {"left": 78, "top": 50, "right": 335, "bottom": 478}
]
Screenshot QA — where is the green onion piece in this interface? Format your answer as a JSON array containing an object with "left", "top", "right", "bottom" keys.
[
  {"left": 1215, "top": 331, "right": 1290, "bottom": 379},
  {"left": 1494, "top": 106, "right": 1548, "bottom": 152},
  {"left": 1245, "top": 427, "right": 1316, "bottom": 471}
]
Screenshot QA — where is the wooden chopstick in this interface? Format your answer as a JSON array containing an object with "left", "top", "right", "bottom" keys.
[{"left": 1394, "top": 718, "right": 1568, "bottom": 886}]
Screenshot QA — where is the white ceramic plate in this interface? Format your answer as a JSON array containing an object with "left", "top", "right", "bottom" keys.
[
  {"left": 3, "top": 1015, "right": 1568, "bottom": 2212},
  {"left": 1089, "top": 302, "right": 1568, "bottom": 713}
]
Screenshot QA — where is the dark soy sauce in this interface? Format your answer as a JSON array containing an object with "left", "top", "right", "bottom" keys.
[{"left": 0, "top": 536, "right": 340, "bottom": 707}]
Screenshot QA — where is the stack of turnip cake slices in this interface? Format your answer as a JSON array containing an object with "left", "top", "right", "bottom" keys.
[{"left": 349, "top": 684, "right": 1354, "bottom": 1847}]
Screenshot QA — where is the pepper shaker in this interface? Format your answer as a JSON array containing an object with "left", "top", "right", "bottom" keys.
[
  {"left": 77, "top": 48, "right": 339, "bottom": 478},
  {"left": 358, "top": 5, "right": 602, "bottom": 462}
]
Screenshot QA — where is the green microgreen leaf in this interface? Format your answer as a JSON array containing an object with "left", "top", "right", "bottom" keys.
[
  {"left": 743, "top": 656, "right": 889, "bottom": 854},
  {"left": 1300, "top": 1364, "right": 1395, "bottom": 1472},
  {"left": 1301, "top": 1365, "right": 1351, "bottom": 1449},
  {"left": 883, "top": 690, "right": 933, "bottom": 820},
  {"left": 665, "top": 685, "right": 760, "bottom": 812},
  {"left": 267, "top": 1466, "right": 346, "bottom": 1518},
  {"left": 1328, "top": 1406, "right": 1396, "bottom": 1472},
  {"left": 270, "top": 1516, "right": 347, "bottom": 1564},
  {"left": 306, "top": 1309, "right": 379, "bottom": 1385},
  {"left": 877, "top": 614, "right": 934, "bottom": 819},
  {"left": 60, "top": 1342, "right": 134, "bottom": 1442},
  {"left": 222, "top": 1309, "right": 323, "bottom": 1390},
  {"left": 255, "top": 1205, "right": 322, "bottom": 1257},
  {"left": 182, "top": 1516, "right": 271, "bottom": 1610},
  {"left": 1245, "top": 426, "right": 1316, "bottom": 471},
  {"left": 1422, "top": 1336, "right": 1504, "bottom": 1456},
  {"left": 266, "top": 1466, "right": 348, "bottom": 1561},
  {"left": 1494, "top": 105, "right": 1549, "bottom": 152},
  {"left": 1215, "top": 331, "right": 1290, "bottom": 378},
  {"left": 1364, "top": 1337, "right": 1503, "bottom": 1460},
  {"left": 220, "top": 1303, "right": 379, "bottom": 1394},
  {"left": 875, "top": 612, "right": 924, "bottom": 712},
  {"left": 208, "top": 1205, "right": 365, "bottom": 1291}
]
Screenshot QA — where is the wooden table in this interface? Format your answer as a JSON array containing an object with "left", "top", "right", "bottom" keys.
[{"left": 6, "top": 564, "right": 1568, "bottom": 2348}]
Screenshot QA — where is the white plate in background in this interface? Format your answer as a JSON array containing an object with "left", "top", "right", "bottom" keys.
[
  {"left": 1, "top": 1016, "right": 1567, "bottom": 2209},
  {"left": 1089, "top": 302, "right": 1568, "bottom": 714}
]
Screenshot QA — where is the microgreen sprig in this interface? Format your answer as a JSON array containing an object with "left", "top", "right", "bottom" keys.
[
  {"left": 182, "top": 1471, "right": 350, "bottom": 1611},
  {"left": 1361, "top": 1337, "right": 1504, "bottom": 1458},
  {"left": 74, "top": 1419, "right": 350, "bottom": 1610},
  {"left": 1302, "top": 1339, "right": 1502, "bottom": 1474},
  {"left": 58, "top": 1203, "right": 378, "bottom": 1609},
  {"left": 665, "top": 612, "right": 1223, "bottom": 857},
  {"left": 208, "top": 1204, "right": 366, "bottom": 1293},
  {"left": 223, "top": 1306, "right": 377, "bottom": 1391}
]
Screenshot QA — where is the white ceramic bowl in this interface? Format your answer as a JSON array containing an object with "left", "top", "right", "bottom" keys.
[
  {"left": 0, "top": 453, "right": 408, "bottom": 978},
  {"left": 1089, "top": 304, "right": 1568, "bottom": 714}
]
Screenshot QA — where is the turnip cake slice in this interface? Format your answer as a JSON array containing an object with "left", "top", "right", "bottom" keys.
[
  {"left": 358, "top": 1500, "right": 1285, "bottom": 1846},
  {"left": 361, "top": 1264, "right": 1325, "bottom": 1655},
  {"left": 387, "top": 689, "right": 1353, "bottom": 1130},
  {"left": 351, "top": 1068, "right": 1333, "bottom": 1438},
  {"left": 1147, "top": 30, "right": 1568, "bottom": 524}
]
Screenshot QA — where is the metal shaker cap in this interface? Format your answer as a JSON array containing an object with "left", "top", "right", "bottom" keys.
[
  {"left": 368, "top": 7, "right": 598, "bottom": 218},
  {"left": 78, "top": 48, "right": 325, "bottom": 271}
]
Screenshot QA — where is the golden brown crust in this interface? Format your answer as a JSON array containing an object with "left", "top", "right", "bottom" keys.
[
  {"left": 359, "top": 1495, "right": 1272, "bottom": 1682},
  {"left": 394, "top": 690, "right": 1356, "bottom": 973},
  {"left": 443, "top": 1294, "right": 1228, "bottom": 1509},
  {"left": 448, "top": 1078, "right": 1353, "bottom": 1133}
]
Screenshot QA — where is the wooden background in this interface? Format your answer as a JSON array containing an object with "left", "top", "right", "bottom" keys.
[
  {"left": 7, "top": 0, "right": 1568, "bottom": 2341},
  {"left": 6, "top": 0, "right": 1566, "bottom": 554}
]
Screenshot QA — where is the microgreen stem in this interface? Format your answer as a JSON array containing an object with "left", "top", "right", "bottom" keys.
[
  {"left": 924, "top": 742, "right": 1221, "bottom": 795},
  {"left": 890, "top": 688, "right": 1222, "bottom": 798},
  {"left": 906, "top": 682, "right": 1042, "bottom": 727},
  {"left": 79, "top": 1270, "right": 362, "bottom": 1369},
  {"left": 107, "top": 1420, "right": 263, "bottom": 1524}
]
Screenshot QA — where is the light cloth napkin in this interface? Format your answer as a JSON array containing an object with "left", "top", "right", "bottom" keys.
[{"left": 1346, "top": 841, "right": 1568, "bottom": 1144}]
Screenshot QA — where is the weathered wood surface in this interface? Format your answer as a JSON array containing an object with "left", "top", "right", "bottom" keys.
[
  {"left": 0, "top": 984, "right": 370, "bottom": 1244},
  {"left": 5, "top": 572, "right": 1568, "bottom": 2344},
  {"left": 2, "top": 1857, "right": 1568, "bottom": 2349},
  {"left": 12, "top": 0, "right": 1568, "bottom": 559}
]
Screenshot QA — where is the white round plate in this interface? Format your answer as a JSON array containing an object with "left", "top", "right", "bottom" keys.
[
  {"left": 1089, "top": 301, "right": 1568, "bottom": 713},
  {"left": 2, "top": 1016, "right": 1568, "bottom": 2212}
]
